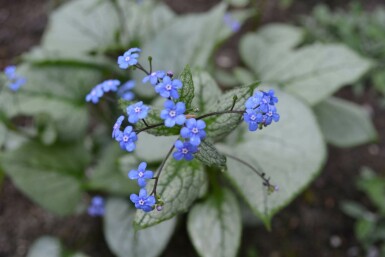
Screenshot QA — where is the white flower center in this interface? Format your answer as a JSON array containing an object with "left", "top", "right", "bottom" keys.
[
  {"left": 125, "top": 56, "right": 130, "bottom": 62},
  {"left": 138, "top": 171, "right": 144, "bottom": 177},
  {"left": 250, "top": 115, "right": 256, "bottom": 121},
  {"left": 139, "top": 199, "right": 144, "bottom": 205},
  {"left": 134, "top": 107, "right": 141, "bottom": 113},
  {"left": 192, "top": 128, "right": 198, "bottom": 134},
  {"left": 169, "top": 110, "right": 176, "bottom": 117},
  {"left": 182, "top": 148, "right": 188, "bottom": 154},
  {"left": 123, "top": 136, "right": 129, "bottom": 142},
  {"left": 165, "top": 84, "right": 172, "bottom": 90}
]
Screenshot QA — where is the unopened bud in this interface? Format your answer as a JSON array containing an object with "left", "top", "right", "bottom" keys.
[{"left": 166, "top": 71, "right": 174, "bottom": 78}]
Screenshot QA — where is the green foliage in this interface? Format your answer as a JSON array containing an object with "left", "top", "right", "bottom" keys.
[
  {"left": 341, "top": 168, "right": 385, "bottom": 255},
  {"left": 178, "top": 65, "right": 195, "bottom": 109},
  {"left": 314, "top": 97, "right": 377, "bottom": 147},
  {"left": 302, "top": 3, "right": 385, "bottom": 97},
  {"left": 240, "top": 25, "right": 372, "bottom": 105},
  {"left": 104, "top": 198, "right": 176, "bottom": 257},
  {"left": 1, "top": 141, "right": 89, "bottom": 215},
  {"left": 27, "top": 236, "right": 88, "bottom": 257},
  {"left": 135, "top": 158, "right": 207, "bottom": 228},
  {"left": 191, "top": 69, "right": 222, "bottom": 113},
  {"left": 0, "top": 64, "right": 102, "bottom": 141},
  {"left": 187, "top": 188, "right": 241, "bottom": 257},
  {"left": 194, "top": 140, "right": 227, "bottom": 168},
  {"left": 86, "top": 143, "right": 137, "bottom": 195},
  {"left": 205, "top": 82, "right": 258, "bottom": 141}
]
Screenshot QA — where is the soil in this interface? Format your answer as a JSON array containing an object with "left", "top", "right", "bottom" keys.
[{"left": 1, "top": 0, "right": 385, "bottom": 257}]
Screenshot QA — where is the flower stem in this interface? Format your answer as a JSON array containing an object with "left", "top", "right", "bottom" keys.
[
  {"left": 225, "top": 153, "right": 275, "bottom": 190},
  {"left": 151, "top": 145, "right": 175, "bottom": 196},
  {"left": 135, "top": 63, "right": 150, "bottom": 76},
  {"left": 134, "top": 109, "right": 245, "bottom": 134}
]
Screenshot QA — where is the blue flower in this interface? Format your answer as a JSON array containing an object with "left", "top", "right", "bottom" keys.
[
  {"left": 118, "top": 80, "right": 135, "bottom": 101},
  {"left": 85, "top": 84, "right": 104, "bottom": 104},
  {"left": 154, "top": 76, "right": 182, "bottom": 99},
  {"left": 101, "top": 79, "right": 120, "bottom": 92},
  {"left": 128, "top": 162, "right": 153, "bottom": 187},
  {"left": 243, "top": 109, "right": 263, "bottom": 131},
  {"left": 115, "top": 125, "right": 138, "bottom": 152},
  {"left": 224, "top": 13, "right": 241, "bottom": 32},
  {"left": 117, "top": 48, "right": 141, "bottom": 69},
  {"left": 259, "top": 90, "right": 278, "bottom": 113},
  {"left": 173, "top": 140, "right": 198, "bottom": 161},
  {"left": 112, "top": 115, "right": 125, "bottom": 138},
  {"left": 88, "top": 196, "right": 104, "bottom": 217},
  {"left": 245, "top": 91, "right": 263, "bottom": 110},
  {"left": 126, "top": 101, "right": 150, "bottom": 124},
  {"left": 3, "top": 65, "right": 26, "bottom": 92},
  {"left": 180, "top": 118, "right": 206, "bottom": 146},
  {"left": 4, "top": 66, "right": 16, "bottom": 80},
  {"left": 160, "top": 100, "right": 186, "bottom": 127},
  {"left": 244, "top": 90, "right": 279, "bottom": 130},
  {"left": 130, "top": 189, "right": 156, "bottom": 212},
  {"left": 8, "top": 78, "right": 26, "bottom": 91},
  {"left": 142, "top": 71, "right": 165, "bottom": 85},
  {"left": 262, "top": 105, "right": 280, "bottom": 126}
]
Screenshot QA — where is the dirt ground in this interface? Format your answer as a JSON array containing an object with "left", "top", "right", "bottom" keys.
[{"left": 0, "top": 0, "right": 384, "bottom": 257}]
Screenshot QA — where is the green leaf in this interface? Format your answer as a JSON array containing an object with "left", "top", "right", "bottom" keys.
[
  {"left": 178, "top": 65, "right": 195, "bottom": 109},
  {"left": 104, "top": 197, "right": 176, "bottom": 257},
  {"left": 204, "top": 82, "right": 258, "bottom": 141},
  {"left": 192, "top": 69, "right": 222, "bottom": 113},
  {"left": 142, "top": 3, "right": 227, "bottom": 74},
  {"left": 135, "top": 158, "right": 207, "bottom": 228},
  {"left": 341, "top": 201, "right": 369, "bottom": 220},
  {"left": 195, "top": 140, "right": 226, "bottom": 168},
  {"left": 27, "top": 236, "right": 89, "bottom": 257},
  {"left": 219, "top": 89, "right": 326, "bottom": 226},
  {"left": 31, "top": 0, "right": 174, "bottom": 64},
  {"left": 0, "top": 64, "right": 102, "bottom": 141},
  {"left": 240, "top": 25, "right": 372, "bottom": 105},
  {"left": 41, "top": 0, "right": 119, "bottom": 59},
  {"left": 187, "top": 188, "right": 241, "bottom": 257},
  {"left": 136, "top": 133, "right": 178, "bottom": 162},
  {"left": 134, "top": 109, "right": 180, "bottom": 136},
  {"left": 86, "top": 144, "right": 137, "bottom": 195},
  {"left": 240, "top": 24, "right": 304, "bottom": 77},
  {"left": 27, "top": 236, "right": 61, "bottom": 257},
  {"left": 314, "top": 97, "right": 377, "bottom": 147},
  {"left": 1, "top": 141, "right": 89, "bottom": 215},
  {"left": 357, "top": 167, "right": 385, "bottom": 215},
  {"left": 233, "top": 67, "right": 256, "bottom": 85}
]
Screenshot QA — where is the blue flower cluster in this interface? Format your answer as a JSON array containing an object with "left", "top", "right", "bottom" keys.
[
  {"left": 3, "top": 65, "right": 26, "bottom": 91},
  {"left": 243, "top": 90, "right": 280, "bottom": 131},
  {"left": 128, "top": 162, "right": 156, "bottom": 212},
  {"left": 109, "top": 48, "right": 210, "bottom": 212},
  {"left": 85, "top": 79, "right": 135, "bottom": 103},
  {"left": 88, "top": 196, "right": 105, "bottom": 217}
]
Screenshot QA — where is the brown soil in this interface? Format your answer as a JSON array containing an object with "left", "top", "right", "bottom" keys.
[{"left": 1, "top": 0, "right": 385, "bottom": 257}]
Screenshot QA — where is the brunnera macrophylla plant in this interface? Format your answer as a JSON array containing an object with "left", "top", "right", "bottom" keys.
[{"left": 85, "top": 47, "right": 280, "bottom": 215}]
